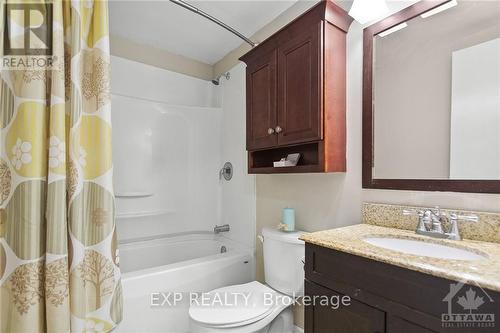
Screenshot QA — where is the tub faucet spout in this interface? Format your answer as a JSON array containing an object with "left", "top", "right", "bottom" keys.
[{"left": 214, "top": 224, "right": 230, "bottom": 234}]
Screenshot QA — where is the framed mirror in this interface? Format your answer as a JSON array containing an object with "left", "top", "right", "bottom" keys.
[{"left": 363, "top": 0, "right": 500, "bottom": 193}]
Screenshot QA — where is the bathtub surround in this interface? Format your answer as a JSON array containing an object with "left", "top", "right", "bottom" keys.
[
  {"left": 112, "top": 98, "right": 154, "bottom": 198},
  {"left": 111, "top": 98, "right": 222, "bottom": 238},
  {"left": 112, "top": 58, "right": 256, "bottom": 333},
  {"left": 219, "top": 64, "right": 257, "bottom": 249},
  {"left": 111, "top": 57, "right": 256, "bottom": 250},
  {"left": 111, "top": 56, "right": 219, "bottom": 239},
  {"left": 0, "top": 1, "right": 121, "bottom": 332}
]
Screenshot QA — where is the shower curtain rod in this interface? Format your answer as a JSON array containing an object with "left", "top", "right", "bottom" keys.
[{"left": 169, "top": 0, "right": 257, "bottom": 47}]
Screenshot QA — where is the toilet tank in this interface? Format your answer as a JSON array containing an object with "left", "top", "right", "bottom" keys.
[{"left": 262, "top": 228, "right": 305, "bottom": 296}]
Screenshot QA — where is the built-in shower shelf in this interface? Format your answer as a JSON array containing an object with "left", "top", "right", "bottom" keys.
[
  {"left": 115, "top": 192, "right": 154, "bottom": 198},
  {"left": 116, "top": 209, "right": 174, "bottom": 219}
]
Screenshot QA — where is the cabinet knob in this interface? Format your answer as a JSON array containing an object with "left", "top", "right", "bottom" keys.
[
  {"left": 275, "top": 126, "right": 283, "bottom": 134},
  {"left": 267, "top": 127, "right": 275, "bottom": 135}
]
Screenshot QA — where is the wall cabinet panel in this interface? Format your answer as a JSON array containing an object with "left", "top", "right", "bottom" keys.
[
  {"left": 277, "top": 23, "right": 322, "bottom": 146},
  {"left": 246, "top": 50, "right": 278, "bottom": 150}
]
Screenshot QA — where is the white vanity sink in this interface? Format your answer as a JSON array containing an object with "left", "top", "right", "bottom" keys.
[{"left": 363, "top": 236, "right": 488, "bottom": 261}]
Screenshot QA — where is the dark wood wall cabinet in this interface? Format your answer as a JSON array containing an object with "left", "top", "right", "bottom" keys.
[
  {"left": 305, "top": 244, "right": 500, "bottom": 333},
  {"left": 240, "top": 1, "right": 353, "bottom": 174}
]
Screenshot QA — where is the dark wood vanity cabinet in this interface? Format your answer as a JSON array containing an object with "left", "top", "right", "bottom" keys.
[
  {"left": 305, "top": 243, "right": 500, "bottom": 333},
  {"left": 306, "top": 281, "right": 385, "bottom": 333},
  {"left": 240, "top": 1, "right": 353, "bottom": 173}
]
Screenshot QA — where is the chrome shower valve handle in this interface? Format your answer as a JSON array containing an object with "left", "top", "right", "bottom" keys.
[{"left": 219, "top": 162, "right": 233, "bottom": 181}]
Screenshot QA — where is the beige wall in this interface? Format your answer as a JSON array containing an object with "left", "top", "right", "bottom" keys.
[
  {"left": 255, "top": 18, "right": 365, "bottom": 326},
  {"left": 256, "top": 13, "right": 500, "bottom": 330},
  {"left": 256, "top": 173, "right": 363, "bottom": 326},
  {"left": 110, "top": 35, "right": 214, "bottom": 81}
]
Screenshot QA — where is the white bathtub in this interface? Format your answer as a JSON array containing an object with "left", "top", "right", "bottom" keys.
[{"left": 117, "top": 232, "right": 254, "bottom": 333}]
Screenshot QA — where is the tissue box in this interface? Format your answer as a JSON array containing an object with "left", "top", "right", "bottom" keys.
[
  {"left": 273, "top": 153, "right": 300, "bottom": 168},
  {"left": 273, "top": 160, "right": 296, "bottom": 167}
]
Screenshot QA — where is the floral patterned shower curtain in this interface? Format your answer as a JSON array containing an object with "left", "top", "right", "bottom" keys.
[{"left": 0, "top": 1, "right": 122, "bottom": 332}]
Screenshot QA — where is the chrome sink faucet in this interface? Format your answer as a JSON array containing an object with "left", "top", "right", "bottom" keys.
[{"left": 403, "top": 206, "right": 478, "bottom": 241}]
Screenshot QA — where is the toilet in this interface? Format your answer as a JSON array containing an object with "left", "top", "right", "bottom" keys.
[{"left": 189, "top": 228, "right": 305, "bottom": 333}]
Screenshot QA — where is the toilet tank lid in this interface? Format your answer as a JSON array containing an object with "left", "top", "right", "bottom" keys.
[{"left": 262, "top": 227, "right": 306, "bottom": 245}]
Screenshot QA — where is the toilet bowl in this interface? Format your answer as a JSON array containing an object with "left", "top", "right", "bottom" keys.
[
  {"left": 189, "top": 228, "right": 305, "bottom": 333},
  {"left": 189, "top": 281, "right": 294, "bottom": 333}
]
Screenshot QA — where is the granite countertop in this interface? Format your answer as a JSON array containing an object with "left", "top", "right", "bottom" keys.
[{"left": 300, "top": 224, "right": 500, "bottom": 292}]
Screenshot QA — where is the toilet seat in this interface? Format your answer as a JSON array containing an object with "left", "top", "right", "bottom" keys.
[{"left": 189, "top": 281, "right": 292, "bottom": 329}]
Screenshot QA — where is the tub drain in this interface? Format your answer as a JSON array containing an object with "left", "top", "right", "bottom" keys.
[{"left": 220, "top": 246, "right": 227, "bottom": 253}]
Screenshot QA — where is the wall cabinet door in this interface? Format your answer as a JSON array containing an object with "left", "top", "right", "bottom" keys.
[
  {"left": 305, "top": 281, "right": 386, "bottom": 333},
  {"left": 277, "top": 23, "right": 322, "bottom": 146},
  {"left": 246, "top": 50, "right": 278, "bottom": 150}
]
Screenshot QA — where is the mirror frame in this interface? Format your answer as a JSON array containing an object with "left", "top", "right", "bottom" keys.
[{"left": 362, "top": 0, "right": 500, "bottom": 194}]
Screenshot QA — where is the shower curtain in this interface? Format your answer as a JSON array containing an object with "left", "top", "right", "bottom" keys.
[{"left": 0, "top": 1, "right": 122, "bottom": 332}]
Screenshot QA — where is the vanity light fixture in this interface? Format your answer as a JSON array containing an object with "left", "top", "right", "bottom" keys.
[
  {"left": 378, "top": 22, "right": 408, "bottom": 37},
  {"left": 349, "top": 0, "right": 389, "bottom": 24},
  {"left": 420, "top": 0, "right": 457, "bottom": 18}
]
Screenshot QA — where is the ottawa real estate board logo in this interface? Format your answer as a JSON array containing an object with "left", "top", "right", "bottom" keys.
[
  {"left": 2, "top": 3, "right": 53, "bottom": 69},
  {"left": 442, "top": 281, "right": 495, "bottom": 329}
]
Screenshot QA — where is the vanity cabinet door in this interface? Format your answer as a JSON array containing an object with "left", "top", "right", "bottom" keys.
[
  {"left": 246, "top": 50, "right": 278, "bottom": 150},
  {"left": 387, "top": 316, "right": 438, "bottom": 333},
  {"left": 277, "top": 22, "right": 322, "bottom": 146},
  {"left": 305, "top": 281, "right": 386, "bottom": 333}
]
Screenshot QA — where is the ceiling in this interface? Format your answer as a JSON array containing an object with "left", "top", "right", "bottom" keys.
[{"left": 109, "top": 0, "right": 303, "bottom": 65}]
